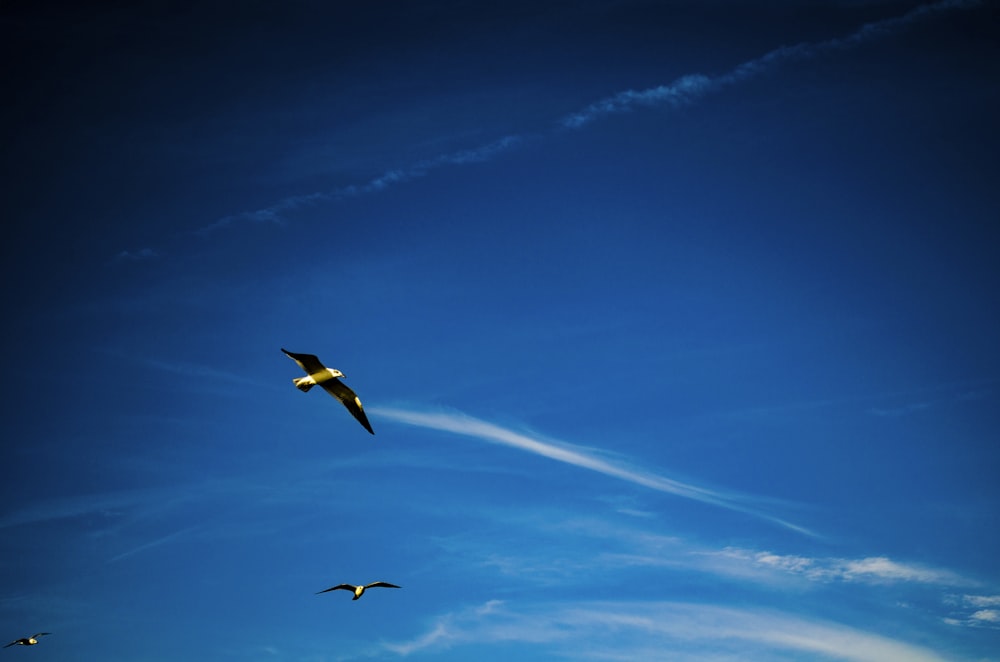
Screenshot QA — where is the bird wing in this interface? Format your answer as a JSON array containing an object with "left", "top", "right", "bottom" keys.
[
  {"left": 316, "top": 584, "right": 356, "bottom": 595},
  {"left": 281, "top": 348, "right": 327, "bottom": 376},
  {"left": 3, "top": 641, "right": 16, "bottom": 648},
  {"left": 365, "top": 581, "right": 401, "bottom": 589},
  {"left": 32, "top": 633, "right": 50, "bottom": 638},
  {"left": 320, "top": 379, "right": 375, "bottom": 435}
]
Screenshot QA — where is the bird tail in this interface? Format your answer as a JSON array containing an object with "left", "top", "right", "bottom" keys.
[{"left": 293, "top": 377, "right": 315, "bottom": 392}]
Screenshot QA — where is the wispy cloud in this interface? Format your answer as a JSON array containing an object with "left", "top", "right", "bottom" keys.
[
  {"left": 944, "top": 594, "right": 1000, "bottom": 629},
  {"left": 970, "top": 609, "right": 1000, "bottom": 623},
  {"left": 193, "top": 0, "right": 979, "bottom": 238},
  {"left": 0, "top": 488, "right": 164, "bottom": 531},
  {"left": 869, "top": 402, "right": 933, "bottom": 417},
  {"left": 107, "top": 525, "right": 200, "bottom": 563},
  {"left": 868, "top": 382, "right": 993, "bottom": 417},
  {"left": 700, "top": 547, "right": 977, "bottom": 587},
  {"left": 962, "top": 595, "right": 1000, "bottom": 608},
  {"left": 92, "top": 347, "right": 279, "bottom": 394},
  {"left": 134, "top": 355, "right": 275, "bottom": 390},
  {"left": 441, "top": 509, "right": 982, "bottom": 596},
  {"left": 559, "top": 0, "right": 982, "bottom": 128},
  {"left": 838, "top": 556, "right": 966, "bottom": 584},
  {"left": 559, "top": 74, "right": 714, "bottom": 129},
  {"left": 385, "top": 599, "right": 955, "bottom": 661},
  {"left": 725, "top": 378, "right": 995, "bottom": 421},
  {"left": 113, "top": 247, "right": 158, "bottom": 262},
  {"left": 372, "top": 406, "right": 814, "bottom": 536},
  {"left": 197, "top": 135, "right": 523, "bottom": 234}
]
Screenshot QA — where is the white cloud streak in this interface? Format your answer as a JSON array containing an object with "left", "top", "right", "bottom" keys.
[
  {"left": 197, "top": 135, "right": 523, "bottom": 234},
  {"left": 963, "top": 595, "right": 1000, "bottom": 608},
  {"left": 385, "top": 599, "right": 955, "bottom": 662},
  {"left": 970, "top": 609, "right": 1000, "bottom": 623},
  {"left": 559, "top": 74, "right": 714, "bottom": 129},
  {"left": 415, "top": 507, "right": 982, "bottom": 605},
  {"left": 943, "top": 595, "right": 1000, "bottom": 629},
  {"left": 701, "top": 547, "right": 977, "bottom": 587},
  {"left": 197, "top": 0, "right": 980, "bottom": 237},
  {"left": 371, "top": 406, "right": 815, "bottom": 536},
  {"left": 559, "top": 0, "right": 983, "bottom": 128}
]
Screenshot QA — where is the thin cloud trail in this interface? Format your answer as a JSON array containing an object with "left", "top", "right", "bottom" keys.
[
  {"left": 191, "top": 0, "right": 979, "bottom": 237},
  {"left": 383, "top": 600, "right": 954, "bottom": 661},
  {"left": 108, "top": 525, "right": 200, "bottom": 563},
  {"left": 197, "top": 135, "right": 523, "bottom": 234},
  {"left": 0, "top": 489, "right": 156, "bottom": 530},
  {"left": 561, "top": 0, "right": 983, "bottom": 128},
  {"left": 371, "top": 407, "right": 816, "bottom": 537},
  {"left": 698, "top": 547, "right": 980, "bottom": 587}
]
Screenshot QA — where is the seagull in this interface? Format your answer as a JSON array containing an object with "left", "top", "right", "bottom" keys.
[
  {"left": 316, "top": 581, "right": 401, "bottom": 600},
  {"left": 281, "top": 348, "right": 374, "bottom": 435},
  {"left": 4, "top": 633, "right": 50, "bottom": 648}
]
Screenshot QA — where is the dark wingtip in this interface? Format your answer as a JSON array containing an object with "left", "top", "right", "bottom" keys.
[
  {"left": 360, "top": 413, "right": 375, "bottom": 435},
  {"left": 356, "top": 413, "right": 375, "bottom": 435}
]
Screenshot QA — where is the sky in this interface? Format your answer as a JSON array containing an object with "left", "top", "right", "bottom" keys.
[{"left": 1, "top": 1, "right": 998, "bottom": 660}]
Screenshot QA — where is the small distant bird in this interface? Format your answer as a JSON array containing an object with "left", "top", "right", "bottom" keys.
[
  {"left": 316, "top": 581, "right": 401, "bottom": 600},
  {"left": 282, "top": 348, "right": 374, "bottom": 435},
  {"left": 4, "top": 633, "right": 50, "bottom": 648}
]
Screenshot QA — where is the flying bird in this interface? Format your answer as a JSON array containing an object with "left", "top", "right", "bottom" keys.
[
  {"left": 4, "top": 633, "right": 50, "bottom": 648},
  {"left": 281, "top": 348, "right": 374, "bottom": 434},
  {"left": 316, "top": 581, "right": 400, "bottom": 600}
]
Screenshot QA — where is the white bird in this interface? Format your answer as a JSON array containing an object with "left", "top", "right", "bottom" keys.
[
  {"left": 4, "top": 633, "right": 50, "bottom": 648},
  {"left": 282, "top": 348, "right": 374, "bottom": 435},
  {"left": 316, "top": 581, "right": 401, "bottom": 600}
]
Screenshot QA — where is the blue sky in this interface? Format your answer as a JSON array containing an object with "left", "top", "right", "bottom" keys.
[{"left": 2, "top": 1, "right": 998, "bottom": 660}]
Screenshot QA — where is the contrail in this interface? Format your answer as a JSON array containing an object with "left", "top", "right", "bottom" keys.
[
  {"left": 191, "top": 0, "right": 978, "bottom": 237},
  {"left": 108, "top": 526, "right": 199, "bottom": 563},
  {"left": 197, "top": 135, "right": 523, "bottom": 234},
  {"left": 560, "top": 0, "right": 983, "bottom": 128},
  {"left": 372, "top": 406, "right": 816, "bottom": 537}
]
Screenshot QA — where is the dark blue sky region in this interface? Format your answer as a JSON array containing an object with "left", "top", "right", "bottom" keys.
[{"left": 2, "top": 1, "right": 999, "bottom": 660}]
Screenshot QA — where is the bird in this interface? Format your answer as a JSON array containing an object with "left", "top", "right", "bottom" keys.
[
  {"left": 4, "top": 633, "right": 50, "bottom": 648},
  {"left": 281, "top": 348, "right": 374, "bottom": 434},
  {"left": 316, "top": 581, "right": 401, "bottom": 600}
]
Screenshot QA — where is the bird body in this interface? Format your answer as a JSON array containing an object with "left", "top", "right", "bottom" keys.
[
  {"left": 282, "top": 349, "right": 374, "bottom": 434},
  {"left": 316, "top": 581, "right": 400, "bottom": 600},
  {"left": 4, "top": 633, "right": 50, "bottom": 648}
]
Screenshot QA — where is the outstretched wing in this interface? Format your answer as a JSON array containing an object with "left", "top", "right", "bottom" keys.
[
  {"left": 281, "top": 348, "right": 327, "bottom": 376},
  {"left": 32, "top": 633, "right": 51, "bottom": 638},
  {"left": 320, "top": 379, "right": 375, "bottom": 435},
  {"left": 316, "top": 584, "right": 356, "bottom": 595},
  {"left": 3, "top": 641, "right": 17, "bottom": 648},
  {"left": 365, "top": 581, "right": 401, "bottom": 589}
]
